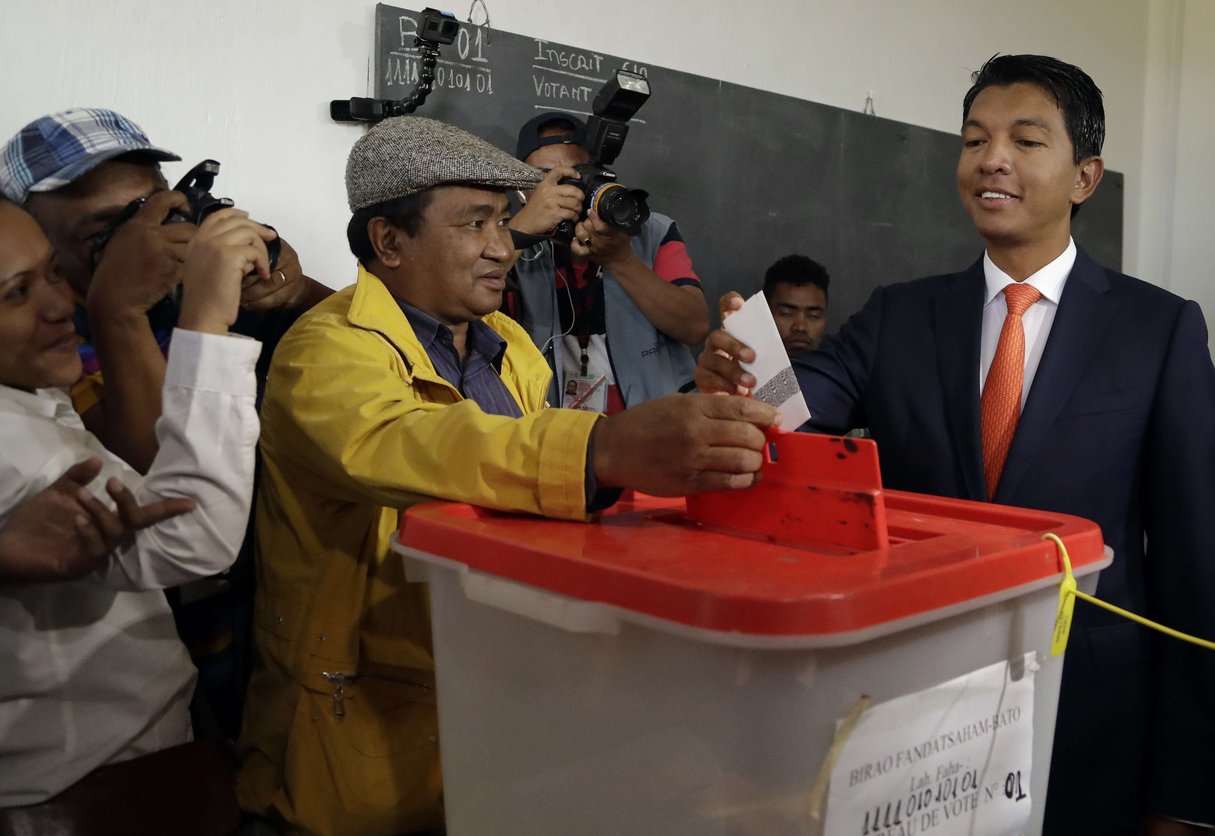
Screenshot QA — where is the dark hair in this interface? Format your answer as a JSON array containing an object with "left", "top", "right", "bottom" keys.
[
  {"left": 763, "top": 254, "right": 830, "bottom": 300},
  {"left": 962, "top": 54, "right": 1105, "bottom": 163},
  {"left": 346, "top": 189, "right": 435, "bottom": 264}
]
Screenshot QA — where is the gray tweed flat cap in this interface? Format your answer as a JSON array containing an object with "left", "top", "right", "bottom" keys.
[{"left": 346, "top": 116, "right": 543, "bottom": 211}]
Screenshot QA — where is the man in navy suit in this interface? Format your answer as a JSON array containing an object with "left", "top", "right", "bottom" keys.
[{"left": 697, "top": 54, "right": 1215, "bottom": 835}]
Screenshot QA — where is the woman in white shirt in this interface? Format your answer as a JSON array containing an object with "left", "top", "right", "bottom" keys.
[{"left": 0, "top": 198, "right": 274, "bottom": 828}]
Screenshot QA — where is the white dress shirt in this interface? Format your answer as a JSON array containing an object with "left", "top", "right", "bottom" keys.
[
  {"left": 979, "top": 238, "right": 1076, "bottom": 408},
  {"left": 0, "top": 328, "right": 260, "bottom": 806}
]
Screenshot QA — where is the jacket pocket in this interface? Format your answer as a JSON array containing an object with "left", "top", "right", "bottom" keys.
[
  {"left": 279, "top": 674, "right": 442, "bottom": 835},
  {"left": 1057, "top": 387, "right": 1147, "bottom": 420}
]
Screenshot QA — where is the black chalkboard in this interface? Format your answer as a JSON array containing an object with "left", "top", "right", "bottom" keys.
[{"left": 374, "top": 5, "right": 1124, "bottom": 328}]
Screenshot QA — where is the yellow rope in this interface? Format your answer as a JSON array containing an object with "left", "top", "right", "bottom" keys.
[{"left": 1044, "top": 532, "right": 1215, "bottom": 653}]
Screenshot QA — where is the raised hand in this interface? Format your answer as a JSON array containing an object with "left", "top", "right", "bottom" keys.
[
  {"left": 177, "top": 208, "right": 277, "bottom": 334},
  {"left": 0, "top": 458, "right": 195, "bottom": 582},
  {"left": 509, "top": 166, "right": 584, "bottom": 238},
  {"left": 695, "top": 291, "right": 759, "bottom": 395},
  {"left": 88, "top": 190, "right": 196, "bottom": 318}
]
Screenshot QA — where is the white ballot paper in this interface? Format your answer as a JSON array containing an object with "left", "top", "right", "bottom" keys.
[
  {"left": 825, "top": 654, "right": 1038, "bottom": 836},
  {"left": 722, "top": 291, "right": 811, "bottom": 429}
]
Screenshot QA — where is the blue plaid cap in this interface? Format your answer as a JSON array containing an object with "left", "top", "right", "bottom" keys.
[{"left": 0, "top": 108, "right": 180, "bottom": 204}]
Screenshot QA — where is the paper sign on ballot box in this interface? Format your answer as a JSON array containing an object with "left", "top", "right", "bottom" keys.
[{"left": 825, "top": 654, "right": 1038, "bottom": 836}]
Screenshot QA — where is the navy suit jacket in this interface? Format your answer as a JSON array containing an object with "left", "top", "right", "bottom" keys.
[{"left": 795, "top": 248, "right": 1215, "bottom": 833}]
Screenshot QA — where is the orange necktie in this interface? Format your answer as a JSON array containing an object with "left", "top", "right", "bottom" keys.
[{"left": 981, "top": 283, "right": 1042, "bottom": 499}]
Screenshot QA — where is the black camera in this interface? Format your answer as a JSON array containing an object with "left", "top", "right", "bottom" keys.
[
  {"left": 83, "top": 159, "right": 282, "bottom": 338},
  {"left": 556, "top": 164, "right": 649, "bottom": 240},
  {"left": 330, "top": 7, "right": 457, "bottom": 122},
  {"left": 555, "top": 69, "right": 652, "bottom": 242},
  {"left": 91, "top": 159, "right": 279, "bottom": 270},
  {"left": 167, "top": 159, "right": 233, "bottom": 224},
  {"left": 418, "top": 7, "right": 459, "bottom": 44},
  {"left": 168, "top": 160, "right": 281, "bottom": 269}
]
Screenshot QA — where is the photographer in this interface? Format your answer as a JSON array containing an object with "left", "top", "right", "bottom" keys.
[
  {"left": 1, "top": 108, "right": 330, "bottom": 473},
  {"left": 0, "top": 108, "right": 332, "bottom": 740},
  {"left": 508, "top": 111, "right": 708, "bottom": 413}
]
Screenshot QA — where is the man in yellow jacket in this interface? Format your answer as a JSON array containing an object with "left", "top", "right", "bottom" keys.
[{"left": 237, "top": 116, "right": 779, "bottom": 835}]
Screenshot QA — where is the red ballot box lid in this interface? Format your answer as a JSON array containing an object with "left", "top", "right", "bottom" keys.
[{"left": 398, "top": 433, "right": 1106, "bottom": 638}]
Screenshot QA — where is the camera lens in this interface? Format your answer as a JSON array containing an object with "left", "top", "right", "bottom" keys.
[{"left": 589, "top": 184, "right": 650, "bottom": 236}]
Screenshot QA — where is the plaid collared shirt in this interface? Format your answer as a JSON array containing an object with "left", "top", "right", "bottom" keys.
[{"left": 395, "top": 298, "right": 524, "bottom": 419}]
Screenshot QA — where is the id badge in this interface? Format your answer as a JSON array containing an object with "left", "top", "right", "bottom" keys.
[{"left": 561, "top": 372, "right": 608, "bottom": 412}]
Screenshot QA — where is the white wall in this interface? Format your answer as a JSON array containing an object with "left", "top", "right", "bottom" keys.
[
  {"left": 1167, "top": 0, "right": 1215, "bottom": 319},
  {"left": 2, "top": 0, "right": 1211, "bottom": 349}
]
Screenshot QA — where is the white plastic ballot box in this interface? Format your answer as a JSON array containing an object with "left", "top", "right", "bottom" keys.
[{"left": 394, "top": 433, "right": 1109, "bottom": 835}]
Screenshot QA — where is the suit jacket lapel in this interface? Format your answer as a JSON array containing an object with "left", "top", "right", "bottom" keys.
[
  {"left": 996, "top": 248, "right": 1114, "bottom": 502},
  {"left": 935, "top": 259, "right": 987, "bottom": 501}
]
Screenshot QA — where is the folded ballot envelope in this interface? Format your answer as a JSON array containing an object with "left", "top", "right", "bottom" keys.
[{"left": 722, "top": 290, "right": 812, "bottom": 430}]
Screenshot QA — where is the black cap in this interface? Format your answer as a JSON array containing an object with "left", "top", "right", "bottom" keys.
[{"left": 515, "top": 111, "right": 587, "bottom": 161}]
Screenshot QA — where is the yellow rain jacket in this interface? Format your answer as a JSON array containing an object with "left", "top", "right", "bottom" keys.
[{"left": 237, "top": 265, "right": 600, "bottom": 835}]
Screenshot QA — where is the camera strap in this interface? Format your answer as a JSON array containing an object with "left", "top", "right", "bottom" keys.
[
  {"left": 573, "top": 263, "right": 606, "bottom": 371},
  {"left": 553, "top": 261, "right": 611, "bottom": 413}
]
